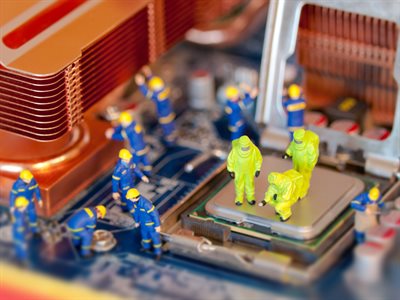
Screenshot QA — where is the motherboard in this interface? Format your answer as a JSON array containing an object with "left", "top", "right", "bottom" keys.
[{"left": 1, "top": 1, "right": 400, "bottom": 300}]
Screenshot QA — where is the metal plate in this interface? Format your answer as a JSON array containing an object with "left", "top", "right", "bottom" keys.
[{"left": 206, "top": 155, "right": 364, "bottom": 240}]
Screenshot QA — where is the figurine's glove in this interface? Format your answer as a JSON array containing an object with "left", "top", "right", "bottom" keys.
[
  {"left": 134, "top": 222, "right": 140, "bottom": 228},
  {"left": 112, "top": 193, "right": 122, "bottom": 205},
  {"left": 255, "top": 170, "right": 260, "bottom": 177},
  {"left": 282, "top": 153, "right": 291, "bottom": 160},
  {"left": 229, "top": 172, "right": 235, "bottom": 179},
  {"left": 258, "top": 200, "right": 267, "bottom": 207},
  {"left": 134, "top": 74, "right": 145, "bottom": 85}
]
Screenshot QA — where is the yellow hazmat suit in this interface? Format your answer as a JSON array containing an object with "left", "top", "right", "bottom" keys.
[
  {"left": 227, "top": 136, "right": 263, "bottom": 205},
  {"left": 284, "top": 129, "right": 319, "bottom": 198},
  {"left": 260, "top": 170, "right": 304, "bottom": 221}
]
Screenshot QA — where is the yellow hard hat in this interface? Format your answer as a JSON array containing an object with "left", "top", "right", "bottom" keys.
[
  {"left": 368, "top": 187, "right": 380, "bottom": 201},
  {"left": 225, "top": 86, "right": 240, "bottom": 100},
  {"left": 119, "top": 111, "right": 133, "bottom": 124},
  {"left": 288, "top": 84, "right": 301, "bottom": 99},
  {"left": 20, "top": 169, "right": 33, "bottom": 181},
  {"left": 15, "top": 196, "right": 29, "bottom": 208},
  {"left": 149, "top": 76, "right": 164, "bottom": 91},
  {"left": 239, "top": 135, "right": 251, "bottom": 147},
  {"left": 293, "top": 129, "right": 305, "bottom": 142},
  {"left": 126, "top": 188, "right": 140, "bottom": 199},
  {"left": 119, "top": 148, "right": 132, "bottom": 160},
  {"left": 96, "top": 205, "right": 107, "bottom": 218}
]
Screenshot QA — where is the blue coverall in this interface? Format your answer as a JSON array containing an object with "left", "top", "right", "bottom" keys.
[
  {"left": 111, "top": 122, "right": 152, "bottom": 175},
  {"left": 130, "top": 196, "right": 161, "bottom": 255},
  {"left": 66, "top": 207, "right": 98, "bottom": 256},
  {"left": 12, "top": 209, "right": 29, "bottom": 260},
  {"left": 138, "top": 79, "right": 176, "bottom": 144},
  {"left": 351, "top": 193, "right": 384, "bottom": 243},
  {"left": 112, "top": 159, "right": 145, "bottom": 212},
  {"left": 225, "top": 92, "right": 254, "bottom": 141},
  {"left": 282, "top": 96, "right": 306, "bottom": 141},
  {"left": 9, "top": 178, "right": 41, "bottom": 233}
]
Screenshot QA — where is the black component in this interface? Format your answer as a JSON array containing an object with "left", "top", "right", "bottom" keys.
[
  {"left": 255, "top": 170, "right": 260, "bottom": 177},
  {"left": 229, "top": 172, "right": 235, "bottom": 179},
  {"left": 235, "top": 201, "right": 242, "bottom": 206},
  {"left": 280, "top": 216, "right": 289, "bottom": 222},
  {"left": 248, "top": 200, "right": 256, "bottom": 205},
  {"left": 323, "top": 96, "right": 367, "bottom": 126},
  {"left": 282, "top": 154, "right": 290, "bottom": 159},
  {"left": 181, "top": 216, "right": 231, "bottom": 243},
  {"left": 32, "top": 232, "right": 42, "bottom": 239}
]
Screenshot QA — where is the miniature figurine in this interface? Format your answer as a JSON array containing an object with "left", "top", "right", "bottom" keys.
[
  {"left": 224, "top": 84, "right": 258, "bottom": 141},
  {"left": 112, "top": 149, "right": 149, "bottom": 212},
  {"left": 9, "top": 170, "right": 42, "bottom": 235},
  {"left": 282, "top": 84, "right": 306, "bottom": 141},
  {"left": 351, "top": 187, "right": 384, "bottom": 243},
  {"left": 283, "top": 129, "right": 319, "bottom": 198},
  {"left": 227, "top": 135, "right": 262, "bottom": 206},
  {"left": 135, "top": 66, "right": 177, "bottom": 145},
  {"left": 66, "top": 205, "right": 107, "bottom": 257},
  {"left": 12, "top": 197, "right": 30, "bottom": 262},
  {"left": 106, "top": 111, "right": 152, "bottom": 176},
  {"left": 125, "top": 188, "right": 162, "bottom": 260},
  {"left": 258, "top": 170, "right": 304, "bottom": 221}
]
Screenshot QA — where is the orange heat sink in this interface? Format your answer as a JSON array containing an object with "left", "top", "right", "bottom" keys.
[
  {"left": 296, "top": 4, "right": 398, "bottom": 126},
  {"left": 0, "top": 0, "right": 245, "bottom": 141}
]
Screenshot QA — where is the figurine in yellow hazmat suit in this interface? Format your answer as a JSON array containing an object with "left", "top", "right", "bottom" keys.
[
  {"left": 227, "top": 136, "right": 263, "bottom": 206},
  {"left": 258, "top": 170, "right": 304, "bottom": 221},
  {"left": 283, "top": 129, "right": 319, "bottom": 198}
]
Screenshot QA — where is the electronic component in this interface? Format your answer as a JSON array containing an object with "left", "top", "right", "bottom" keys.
[{"left": 206, "top": 155, "right": 364, "bottom": 240}]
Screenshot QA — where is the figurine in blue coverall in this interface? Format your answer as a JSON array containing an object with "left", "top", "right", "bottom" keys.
[
  {"left": 106, "top": 111, "right": 152, "bottom": 176},
  {"left": 11, "top": 197, "right": 30, "bottom": 262},
  {"left": 126, "top": 188, "right": 162, "bottom": 260},
  {"left": 66, "top": 205, "right": 107, "bottom": 258},
  {"left": 224, "top": 84, "right": 258, "bottom": 141},
  {"left": 112, "top": 149, "right": 149, "bottom": 212},
  {"left": 351, "top": 187, "right": 384, "bottom": 243},
  {"left": 282, "top": 84, "right": 306, "bottom": 141},
  {"left": 9, "top": 170, "right": 42, "bottom": 235},
  {"left": 135, "top": 66, "right": 177, "bottom": 145}
]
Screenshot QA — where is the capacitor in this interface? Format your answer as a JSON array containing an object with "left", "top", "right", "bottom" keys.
[
  {"left": 305, "top": 111, "right": 328, "bottom": 127},
  {"left": 362, "top": 127, "right": 390, "bottom": 140},
  {"left": 365, "top": 225, "right": 396, "bottom": 252},
  {"left": 395, "top": 197, "right": 400, "bottom": 210},
  {"left": 354, "top": 242, "right": 386, "bottom": 283},
  {"left": 381, "top": 210, "right": 400, "bottom": 249},
  {"left": 188, "top": 70, "right": 215, "bottom": 110},
  {"left": 330, "top": 120, "right": 360, "bottom": 135},
  {"left": 233, "top": 66, "right": 259, "bottom": 88},
  {"left": 380, "top": 210, "right": 400, "bottom": 229}
]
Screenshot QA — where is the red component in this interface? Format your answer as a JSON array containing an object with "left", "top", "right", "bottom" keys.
[{"left": 383, "top": 228, "right": 396, "bottom": 239}]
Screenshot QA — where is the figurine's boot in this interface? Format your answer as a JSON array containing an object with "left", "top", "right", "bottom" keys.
[
  {"left": 141, "top": 238, "right": 152, "bottom": 252},
  {"left": 245, "top": 178, "right": 256, "bottom": 205},
  {"left": 276, "top": 204, "right": 292, "bottom": 222},
  {"left": 234, "top": 176, "right": 245, "bottom": 206}
]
